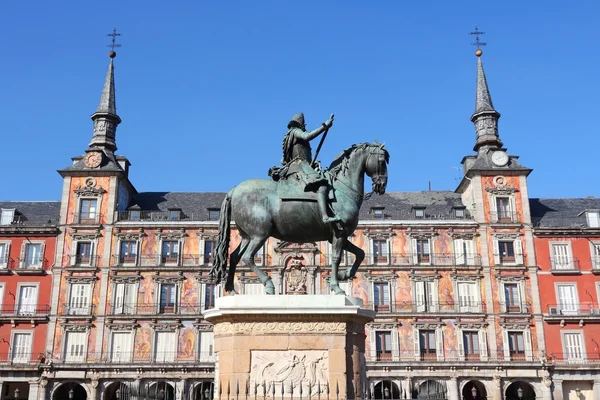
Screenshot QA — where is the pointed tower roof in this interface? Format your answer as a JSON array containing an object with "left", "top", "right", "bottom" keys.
[
  {"left": 470, "top": 50, "right": 502, "bottom": 152},
  {"left": 94, "top": 58, "right": 117, "bottom": 115},
  {"left": 473, "top": 56, "right": 498, "bottom": 116}
]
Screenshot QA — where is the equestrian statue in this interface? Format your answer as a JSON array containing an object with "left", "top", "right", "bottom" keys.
[{"left": 210, "top": 113, "right": 390, "bottom": 295}]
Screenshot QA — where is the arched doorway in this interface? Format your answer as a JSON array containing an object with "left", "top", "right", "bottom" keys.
[
  {"left": 462, "top": 381, "right": 487, "bottom": 400},
  {"left": 505, "top": 382, "right": 536, "bottom": 400},
  {"left": 373, "top": 380, "right": 401, "bottom": 399},
  {"left": 104, "top": 382, "right": 132, "bottom": 400},
  {"left": 142, "top": 382, "right": 175, "bottom": 400},
  {"left": 53, "top": 383, "right": 87, "bottom": 400},
  {"left": 415, "top": 380, "right": 447, "bottom": 400},
  {"left": 192, "top": 382, "right": 214, "bottom": 400}
]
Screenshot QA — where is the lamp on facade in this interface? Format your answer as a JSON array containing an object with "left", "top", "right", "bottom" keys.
[
  {"left": 69, "top": 388, "right": 74, "bottom": 400},
  {"left": 204, "top": 387, "right": 211, "bottom": 400},
  {"left": 516, "top": 386, "right": 523, "bottom": 399},
  {"left": 14, "top": 388, "right": 20, "bottom": 400},
  {"left": 471, "top": 385, "right": 477, "bottom": 399},
  {"left": 575, "top": 388, "right": 582, "bottom": 398},
  {"left": 115, "top": 389, "right": 120, "bottom": 400},
  {"left": 383, "top": 386, "right": 390, "bottom": 399}
]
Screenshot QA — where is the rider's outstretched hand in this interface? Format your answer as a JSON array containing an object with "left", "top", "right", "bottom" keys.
[{"left": 325, "top": 114, "right": 335, "bottom": 128}]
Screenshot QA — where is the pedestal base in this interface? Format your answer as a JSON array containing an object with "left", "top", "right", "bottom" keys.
[{"left": 204, "top": 295, "right": 375, "bottom": 399}]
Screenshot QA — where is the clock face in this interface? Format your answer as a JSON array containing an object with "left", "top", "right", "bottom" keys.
[
  {"left": 84, "top": 152, "right": 102, "bottom": 168},
  {"left": 491, "top": 151, "right": 509, "bottom": 167}
]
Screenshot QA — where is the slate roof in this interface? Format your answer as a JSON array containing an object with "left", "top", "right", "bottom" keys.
[
  {"left": 0, "top": 201, "right": 61, "bottom": 226},
  {"left": 129, "top": 191, "right": 470, "bottom": 221},
  {"left": 530, "top": 198, "right": 600, "bottom": 228}
]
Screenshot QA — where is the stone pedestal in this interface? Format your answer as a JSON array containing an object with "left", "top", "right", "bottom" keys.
[{"left": 204, "top": 295, "right": 374, "bottom": 399}]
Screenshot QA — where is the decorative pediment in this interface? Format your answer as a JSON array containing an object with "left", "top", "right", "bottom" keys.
[
  {"left": 486, "top": 185, "right": 519, "bottom": 196},
  {"left": 450, "top": 269, "right": 483, "bottom": 281},
  {"left": 107, "top": 323, "right": 138, "bottom": 331},
  {"left": 115, "top": 229, "right": 146, "bottom": 241},
  {"left": 151, "top": 322, "right": 181, "bottom": 331},
  {"left": 274, "top": 241, "right": 319, "bottom": 254},
  {"left": 448, "top": 228, "right": 478, "bottom": 239},
  {"left": 411, "top": 319, "right": 444, "bottom": 329},
  {"left": 193, "top": 322, "right": 213, "bottom": 332},
  {"left": 406, "top": 227, "right": 436, "bottom": 239},
  {"left": 369, "top": 322, "right": 400, "bottom": 330},
  {"left": 156, "top": 229, "right": 187, "bottom": 240},
  {"left": 74, "top": 178, "right": 106, "bottom": 198},
  {"left": 491, "top": 231, "right": 521, "bottom": 240},
  {"left": 363, "top": 270, "right": 397, "bottom": 282},
  {"left": 238, "top": 273, "right": 262, "bottom": 284},
  {"left": 61, "top": 322, "right": 92, "bottom": 332},
  {"left": 195, "top": 273, "right": 215, "bottom": 284},
  {"left": 499, "top": 320, "right": 531, "bottom": 330},
  {"left": 409, "top": 270, "right": 441, "bottom": 281},
  {"left": 153, "top": 272, "right": 185, "bottom": 284},
  {"left": 363, "top": 228, "right": 396, "bottom": 240},
  {"left": 70, "top": 230, "right": 102, "bottom": 241},
  {"left": 496, "top": 273, "right": 526, "bottom": 282},
  {"left": 111, "top": 274, "right": 142, "bottom": 284},
  {"left": 65, "top": 274, "right": 97, "bottom": 283},
  {"left": 455, "top": 318, "right": 487, "bottom": 329},
  {"left": 198, "top": 229, "right": 219, "bottom": 241}
]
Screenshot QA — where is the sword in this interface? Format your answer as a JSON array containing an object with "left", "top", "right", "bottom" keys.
[{"left": 311, "top": 113, "right": 334, "bottom": 168}]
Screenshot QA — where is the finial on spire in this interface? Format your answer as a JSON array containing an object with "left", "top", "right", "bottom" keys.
[
  {"left": 106, "top": 28, "right": 121, "bottom": 58},
  {"left": 469, "top": 27, "right": 486, "bottom": 57}
]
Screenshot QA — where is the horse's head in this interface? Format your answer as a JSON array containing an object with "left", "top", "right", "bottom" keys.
[{"left": 364, "top": 143, "right": 389, "bottom": 195}]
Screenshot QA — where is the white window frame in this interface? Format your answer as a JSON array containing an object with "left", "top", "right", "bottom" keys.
[
  {"left": 590, "top": 242, "right": 600, "bottom": 271},
  {"left": 0, "top": 283, "right": 4, "bottom": 313},
  {"left": 369, "top": 325, "right": 400, "bottom": 362},
  {"left": 198, "top": 330, "right": 215, "bottom": 362},
  {"left": 67, "top": 282, "right": 93, "bottom": 315},
  {"left": 502, "top": 328, "right": 532, "bottom": 361},
  {"left": 457, "top": 327, "right": 488, "bottom": 362},
  {"left": 371, "top": 281, "right": 392, "bottom": 311},
  {"left": 454, "top": 280, "right": 481, "bottom": 313},
  {"left": 489, "top": 194, "right": 516, "bottom": 223},
  {"left": 112, "top": 281, "right": 138, "bottom": 315},
  {"left": 586, "top": 211, "right": 600, "bottom": 228},
  {"left": 411, "top": 237, "right": 432, "bottom": 265},
  {"left": 452, "top": 238, "right": 476, "bottom": 266},
  {"left": 561, "top": 330, "right": 586, "bottom": 364},
  {"left": 159, "top": 239, "right": 182, "bottom": 266},
  {"left": 555, "top": 283, "right": 579, "bottom": 316},
  {"left": 20, "top": 241, "right": 45, "bottom": 269},
  {"left": 413, "top": 327, "right": 444, "bottom": 361},
  {"left": 153, "top": 330, "right": 178, "bottom": 362},
  {"left": 0, "top": 241, "right": 10, "bottom": 269},
  {"left": 70, "top": 240, "right": 96, "bottom": 267},
  {"left": 10, "top": 330, "right": 33, "bottom": 363},
  {"left": 370, "top": 238, "right": 391, "bottom": 265},
  {"left": 199, "top": 237, "right": 216, "bottom": 266},
  {"left": 499, "top": 280, "right": 526, "bottom": 313},
  {"left": 549, "top": 241, "right": 574, "bottom": 270},
  {"left": 155, "top": 281, "right": 181, "bottom": 313},
  {"left": 109, "top": 329, "right": 135, "bottom": 363},
  {"left": 117, "top": 239, "right": 139, "bottom": 266},
  {"left": 77, "top": 197, "right": 100, "bottom": 223},
  {"left": 493, "top": 237, "right": 523, "bottom": 266},
  {"left": 1, "top": 209, "right": 15, "bottom": 225},
  {"left": 63, "top": 330, "right": 88, "bottom": 362},
  {"left": 16, "top": 283, "right": 39, "bottom": 316},
  {"left": 412, "top": 279, "right": 439, "bottom": 312},
  {"left": 199, "top": 281, "right": 222, "bottom": 311}
]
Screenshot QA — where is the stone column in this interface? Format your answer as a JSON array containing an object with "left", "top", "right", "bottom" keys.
[
  {"left": 551, "top": 379, "right": 563, "bottom": 400},
  {"left": 491, "top": 377, "right": 502, "bottom": 400},
  {"left": 0, "top": 382, "right": 5, "bottom": 400},
  {"left": 447, "top": 378, "right": 459, "bottom": 400},
  {"left": 176, "top": 379, "right": 187, "bottom": 400},
  {"left": 90, "top": 381, "right": 98, "bottom": 400},
  {"left": 28, "top": 382, "right": 40, "bottom": 400},
  {"left": 403, "top": 378, "right": 411, "bottom": 400},
  {"left": 593, "top": 380, "right": 600, "bottom": 400},
  {"left": 39, "top": 381, "right": 48, "bottom": 400}
]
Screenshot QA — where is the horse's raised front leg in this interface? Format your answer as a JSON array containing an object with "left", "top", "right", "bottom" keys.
[
  {"left": 329, "top": 235, "right": 347, "bottom": 295},
  {"left": 241, "top": 237, "right": 274, "bottom": 295},
  {"left": 338, "top": 241, "right": 365, "bottom": 282}
]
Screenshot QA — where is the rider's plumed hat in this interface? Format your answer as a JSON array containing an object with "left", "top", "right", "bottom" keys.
[{"left": 287, "top": 113, "right": 306, "bottom": 129}]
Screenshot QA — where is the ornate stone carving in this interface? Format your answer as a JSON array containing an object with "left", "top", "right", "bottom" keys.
[
  {"left": 152, "top": 322, "right": 181, "bottom": 331},
  {"left": 39, "top": 378, "right": 48, "bottom": 388},
  {"left": 411, "top": 319, "right": 444, "bottom": 329},
  {"left": 369, "top": 322, "right": 399, "bottom": 330},
  {"left": 450, "top": 269, "right": 482, "bottom": 281},
  {"left": 285, "top": 259, "right": 308, "bottom": 294},
  {"left": 409, "top": 270, "right": 440, "bottom": 281},
  {"left": 405, "top": 227, "right": 436, "bottom": 239},
  {"left": 115, "top": 230, "right": 145, "bottom": 241},
  {"left": 363, "top": 228, "right": 396, "bottom": 240},
  {"left": 195, "top": 274, "right": 215, "bottom": 284},
  {"left": 447, "top": 228, "right": 478, "bottom": 239},
  {"left": 364, "top": 270, "right": 397, "bottom": 282},
  {"left": 491, "top": 231, "right": 521, "bottom": 240},
  {"left": 156, "top": 229, "right": 187, "bottom": 240},
  {"left": 486, "top": 183, "right": 518, "bottom": 196},
  {"left": 496, "top": 273, "right": 526, "bottom": 282},
  {"left": 111, "top": 274, "right": 142, "bottom": 284},
  {"left": 499, "top": 321, "right": 531, "bottom": 329},
  {"left": 65, "top": 275, "right": 97, "bottom": 283},
  {"left": 214, "top": 321, "right": 346, "bottom": 335},
  {"left": 198, "top": 230, "right": 219, "bottom": 241},
  {"left": 153, "top": 273, "right": 185, "bottom": 284},
  {"left": 61, "top": 323, "right": 91, "bottom": 332},
  {"left": 107, "top": 323, "right": 138, "bottom": 331},
  {"left": 70, "top": 231, "right": 102, "bottom": 241},
  {"left": 250, "top": 350, "right": 328, "bottom": 396},
  {"left": 193, "top": 323, "right": 213, "bottom": 332},
  {"left": 74, "top": 180, "right": 106, "bottom": 198}
]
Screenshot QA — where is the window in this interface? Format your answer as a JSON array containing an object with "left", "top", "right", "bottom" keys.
[
  {"left": 254, "top": 245, "right": 265, "bottom": 265},
  {"left": 129, "top": 210, "right": 141, "bottom": 221},
  {"left": 159, "top": 284, "right": 177, "bottom": 313},
  {"left": 556, "top": 284, "right": 578, "bottom": 315},
  {"left": 0, "top": 284, "right": 4, "bottom": 313},
  {"left": 562, "top": 332, "right": 584, "bottom": 363},
  {"left": 203, "top": 284, "right": 216, "bottom": 310},
  {"left": 79, "top": 199, "right": 98, "bottom": 222},
  {"left": 587, "top": 212, "right": 600, "bottom": 228},
  {"left": 506, "top": 332, "right": 526, "bottom": 360},
  {"left": 462, "top": 331, "right": 480, "bottom": 360},
  {"left": 208, "top": 209, "right": 220, "bottom": 221},
  {"left": 75, "top": 242, "right": 92, "bottom": 265},
  {"left": 371, "top": 207, "right": 384, "bottom": 219},
  {"left": 168, "top": 210, "right": 181, "bottom": 221},
  {"left": 419, "top": 330, "right": 437, "bottom": 360},
  {"left": 372, "top": 240, "right": 388, "bottom": 263},
  {"left": 1, "top": 209, "right": 15, "bottom": 225},
  {"left": 244, "top": 283, "right": 265, "bottom": 295},
  {"left": 204, "top": 240, "right": 216, "bottom": 264},
  {"left": 0, "top": 243, "right": 8, "bottom": 268},
  {"left": 199, "top": 331, "right": 215, "bottom": 362},
  {"left": 113, "top": 282, "right": 137, "bottom": 315},
  {"left": 551, "top": 243, "right": 572, "bottom": 270},
  {"left": 375, "top": 331, "right": 392, "bottom": 361},
  {"left": 24, "top": 243, "right": 42, "bottom": 268},
  {"left": 495, "top": 197, "right": 512, "bottom": 221},
  {"left": 457, "top": 282, "right": 479, "bottom": 313},
  {"left": 373, "top": 282, "right": 390, "bottom": 311},
  {"left": 414, "top": 281, "right": 438, "bottom": 312},
  {"left": 161, "top": 241, "right": 180, "bottom": 264},
  {"left": 414, "top": 208, "right": 425, "bottom": 219},
  {"left": 119, "top": 241, "right": 138, "bottom": 264},
  {"left": 154, "top": 331, "right": 176, "bottom": 362},
  {"left": 11, "top": 332, "right": 32, "bottom": 363},
  {"left": 453, "top": 239, "right": 475, "bottom": 265},
  {"left": 68, "top": 284, "right": 92, "bottom": 315},
  {"left": 454, "top": 208, "right": 465, "bottom": 218},
  {"left": 415, "top": 239, "right": 430, "bottom": 263},
  {"left": 498, "top": 241, "right": 515, "bottom": 263},
  {"left": 593, "top": 243, "right": 600, "bottom": 270},
  {"left": 503, "top": 283, "right": 522, "bottom": 313},
  {"left": 17, "top": 285, "right": 38, "bottom": 315},
  {"left": 111, "top": 332, "right": 133, "bottom": 362},
  {"left": 65, "top": 331, "right": 86, "bottom": 362}
]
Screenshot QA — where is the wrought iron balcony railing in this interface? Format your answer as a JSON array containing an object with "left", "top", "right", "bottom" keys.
[
  {"left": 64, "top": 255, "right": 101, "bottom": 267},
  {"left": 54, "top": 351, "right": 216, "bottom": 364},
  {"left": 549, "top": 257, "right": 581, "bottom": 272},
  {"left": 367, "top": 350, "right": 536, "bottom": 362},
  {"left": 15, "top": 257, "right": 48, "bottom": 271},
  {"left": 498, "top": 302, "right": 531, "bottom": 314},
  {"left": 63, "top": 303, "right": 95, "bottom": 316},
  {"left": 0, "top": 304, "right": 50, "bottom": 316},
  {"left": 107, "top": 302, "right": 202, "bottom": 315},
  {"left": 71, "top": 212, "right": 102, "bottom": 225},
  {"left": 0, "top": 353, "right": 45, "bottom": 365},
  {"left": 547, "top": 353, "right": 600, "bottom": 364},
  {"left": 546, "top": 304, "right": 600, "bottom": 316},
  {"left": 490, "top": 211, "right": 520, "bottom": 223},
  {"left": 363, "top": 253, "right": 482, "bottom": 266},
  {"left": 111, "top": 254, "right": 269, "bottom": 267},
  {"left": 362, "top": 301, "right": 485, "bottom": 313},
  {"left": 0, "top": 255, "right": 14, "bottom": 270}
]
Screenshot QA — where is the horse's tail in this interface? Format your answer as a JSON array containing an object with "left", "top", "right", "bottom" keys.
[{"left": 210, "top": 189, "right": 233, "bottom": 283}]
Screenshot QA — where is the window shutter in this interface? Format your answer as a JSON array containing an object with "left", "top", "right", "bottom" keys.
[
  {"left": 411, "top": 239, "right": 418, "bottom": 264},
  {"left": 200, "top": 331, "right": 215, "bottom": 361},
  {"left": 114, "top": 283, "right": 125, "bottom": 314},
  {"left": 453, "top": 239, "right": 464, "bottom": 265},
  {"left": 199, "top": 239, "right": 206, "bottom": 265},
  {"left": 465, "top": 240, "right": 475, "bottom": 265},
  {"left": 200, "top": 283, "right": 206, "bottom": 311},
  {"left": 415, "top": 282, "right": 426, "bottom": 312},
  {"left": 413, "top": 329, "right": 420, "bottom": 360},
  {"left": 125, "top": 284, "right": 137, "bottom": 313},
  {"left": 518, "top": 282, "right": 526, "bottom": 313},
  {"left": 19, "top": 243, "right": 26, "bottom": 268},
  {"left": 39, "top": 242, "right": 46, "bottom": 268},
  {"left": 429, "top": 281, "right": 439, "bottom": 312},
  {"left": 493, "top": 240, "right": 500, "bottom": 265},
  {"left": 502, "top": 330, "right": 510, "bottom": 361},
  {"left": 369, "top": 327, "right": 376, "bottom": 361},
  {"left": 490, "top": 195, "right": 498, "bottom": 220},
  {"left": 524, "top": 330, "right": 533, "bottom": 361},
  {"left": 457, "top": 329, "right": 465, "bottom": 360},
  {"left": 368, "top": 240, "right": 375, "bottom": 265},
  {"left": 436, "top": 328, "right": 444, "bottom": 361},
  {"left": 499, "top": 283, "right": 507, "bottom": 313},
  {"left": 515, "top": 239, "right": 523, "bottom": 265},
  {"left": 479, "top": 330, "right": 488, "bottom": 361}
]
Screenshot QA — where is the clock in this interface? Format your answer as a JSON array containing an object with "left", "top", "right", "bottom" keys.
[
  {"left": 491, "top": 151, "right": 509, "bottom": 167},
  {"left": 84, "top": 152, "right": 103, "bottom": 168}
]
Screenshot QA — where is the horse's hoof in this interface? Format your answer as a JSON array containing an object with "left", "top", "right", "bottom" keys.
[{"left": 265, "top": 279, "right": 275, "bottom": 295}]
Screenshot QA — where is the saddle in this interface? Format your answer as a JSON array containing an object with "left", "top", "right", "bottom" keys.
[{"left": 269, "top": 163, "right": 334, "bottom": 202}]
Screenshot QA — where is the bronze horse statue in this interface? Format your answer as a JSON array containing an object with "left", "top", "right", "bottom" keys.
[{"left": 210, "top": 142, "right": 390, "bottom": 295}]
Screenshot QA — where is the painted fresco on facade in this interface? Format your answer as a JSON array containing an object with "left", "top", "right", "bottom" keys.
[
  {"left": 439, "top": 272, "right": 455, "bottom": 311},
  {"left": 178, "top": 324, "right": 196, "bottom": 361},
  {"left": 398, "top": 323, "right": 413, "bottom": 354},
  {"left": 134, "top": 326, "right": 152, "bottom": 360},
  {"left": 181, "top": 274, "right": 198, "bottom": 308}
]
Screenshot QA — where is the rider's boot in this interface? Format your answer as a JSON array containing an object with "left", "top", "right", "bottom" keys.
[{"left": 317, "top": 186, "right": 341, "bottom": 224}]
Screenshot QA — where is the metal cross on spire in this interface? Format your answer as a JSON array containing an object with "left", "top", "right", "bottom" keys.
[
  {"left": 469, "top": 27, "right": 487, "bottom": 49},
  {"left": 106, "top": 28, "right": 122, "bottom": 51}
]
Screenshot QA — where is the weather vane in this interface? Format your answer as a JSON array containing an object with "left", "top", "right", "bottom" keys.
[
  {"left": 469, "top": 27, "right": 486, "bottom": 56},
  {"left": 106, "top": 28, "right": 122, "bottom": 58}
]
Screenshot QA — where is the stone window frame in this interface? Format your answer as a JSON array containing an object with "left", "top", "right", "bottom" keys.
[
  {"left": 326, "top": 242, "right": 350, "bottom": 267},
  {"left": 454, "top": 321, "right": 488, "bottom": 361},
  {"left": 73, "top": 182, "right": 105, "bottom": 224},
  {"left": 364, "top": 229, "right": 395, "bottom": 266},
  {"left": 150, "top": 322, "right": 181, "bottom": 362},
  {"left": 15, "top": 282, "right": 40, "bottom": 315},
  {"left": 194, "top": 322, "right": 215, "bottom": 362},
  {"left": 196, "top": 275, "right": 222, "bottom": 312},
  {"left": 19, "top": 240, "right": 46, "bottom": 269},
  {"left": 368, "top": 322, "right": 400, "bottom": 362},
  {"left": 448, "top": 231, "right": 478, "bottom": 266},
  {"left": 0, "top": 240, "right": 11, "bottom": 269},
  {"left": 560, "top": 329, "right": 586, "bottom": 361},
  {"left": 69, "top": 232, "right": 102, "bottom": 267},
  {"left": 238, "top": 274, "right": 264, "bottom": 295},
  {"left": 411, "top": 321, "right": 445, "bottom": 361},
  {"left": 499, "top": 322, "right": 533, "bottom": 361},
  {"left": 406, "top": 229, "right": 436, "bottom": 266},
  {"left": 497, "top": 274, "right": 528, "bottom": 313},
  {"left": 199, "top": 232, "right": 218, "bottom": 266},
  {"left": 60, "top": 323, "right": 92, "bottom": 363},
  {"left": 106, "top": 323, "right": 138, "bottom": 362},
  {"left": 548, "top": 241, "right": 575, "bottom": 270},
  {"left": 410, "top": 271, "right": 441, "bottom": 312},
  {"left": 492, "top": 232, "right": 523, "bottom": 266},
  {"left": 64, "top": 275, "right": 97, "bottom": 315},
  {"left": 115, "top": 231, "right": 145, "bottom": 267},
  {"left": 364, "top": 271, "right": 396, "bottom": 312},
  {"left": 0, "top": 283, "right": 4, "bottom": 311},
  {"left": 9, "top": 329, "right": 35, "bottom": 363},
  {"left": 450, "top": 271, "right": 483, "bottom": 313},
  {"left": 153, "top": 274, "right": 186, "bottom": 314},
  {"left": 590, "top": 242, "right": 600, "bottom": 271},
  {"left": 486, "top": 183, "right": 518, "bottom": 223},
  {"left": 111, "top": 275, "right": 142, "bottom": 315},
  {"left": 156, "top": 230, "right": 187, "bottom": 266}
]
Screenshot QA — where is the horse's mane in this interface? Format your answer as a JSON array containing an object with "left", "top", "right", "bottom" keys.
[{"left": 327, "top": 142, "right": 389, "bottom": 181}]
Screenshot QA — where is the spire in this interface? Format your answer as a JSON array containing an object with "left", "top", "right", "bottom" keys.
[
  {"left": 89, "top": 52, "right": 122, "bottom": 153},
  {"left": 470, "top": 51, "right": 502, "bottom": 152}
]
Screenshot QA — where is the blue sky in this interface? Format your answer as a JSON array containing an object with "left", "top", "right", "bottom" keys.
[{"left": 1, "top": 1, "right": 598, "bottom": 200}]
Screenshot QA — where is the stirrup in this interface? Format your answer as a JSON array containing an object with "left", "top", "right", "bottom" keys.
[{"left": 323, "top": 216, "right": 342, "bottom": 224}]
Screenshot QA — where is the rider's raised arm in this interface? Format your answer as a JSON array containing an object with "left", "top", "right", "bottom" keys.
[{"left": 293, "top": 124, "right": 327, "bottom": 141}]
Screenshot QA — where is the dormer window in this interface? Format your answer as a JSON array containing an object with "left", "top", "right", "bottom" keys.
[
  {"left": 1, "top": 209, "right": 16, "bottom": 225},
  {"left": 454, "top": 208, "right": 465, "bottom": 219},
  {"left": 414, "top": 208, "right": 425, "bottom": 219},
  {"left": 371, "top": 207, "right": 385, "bottom": 219},
  {"left": 129, "top": 210, "right": 141, "bottom": 221},
  {"left": 168, "top": 209, "right": 181, "bottom": 221},
  {"left": 587, "top": 211, "right": 600, "bottom": 228},
  {"left": 208, "top": 209, "right": 220, "bottom": 221}
]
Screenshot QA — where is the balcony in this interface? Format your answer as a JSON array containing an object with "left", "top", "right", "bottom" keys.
[
  {"left": 545, "top": 304, "right": 600, "bottom": 321},
  {"left": 592, "top": 257, "right": 600, "bottom": 274},
  {"left": 0, "top": 353, "right": 45, "bottom": 366},
  {"left": 71, "top": 212, "right": 102, "bottom": 225},
  {"left": 364, "top": 253, "right": 482, "bottom": 267},
  {"left": 107, "top": 302, "right": 201, "bottom": 316},
  {"left": 15, "top": 257, "right": 48, "bottom": 275},
  {"left": 366, "top": 350, "right": 536, "bottom": 363},
  {"left": 54, "top": 351, "right": 216, "bottom": 365},
  {"left": 499, "top": 302, "right": 531, "bottom": 314},
  {"left": 363, "top": 301, "right": 484, "bottom": 314},
  {"left": 111, "top": 254, "right": 267, "bottom": 268},
  {"left": 547, "top": 353, "right": 600, "bottom": 365},
  {"left": 549, "top": 257, "right": 581, "bottom": 274},
  {"left": 63, "top": 303, "right": 95, "bottom": 316},
  {"left": 490, "top": 211, "right": 520, "bottom": 223},
  {"left": 0, "top": 304, "right": 50, "bottom": 320},
  {"left": 0, "top": 255, "right": 14, "bottom": 274},
  {"left": 65, "top": 255, "right": 100, "bottom": 268}
]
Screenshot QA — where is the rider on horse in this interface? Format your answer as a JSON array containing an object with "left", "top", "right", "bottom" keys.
[{"left": 280, "top": 113, "right": 340, "bottom": 224}]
